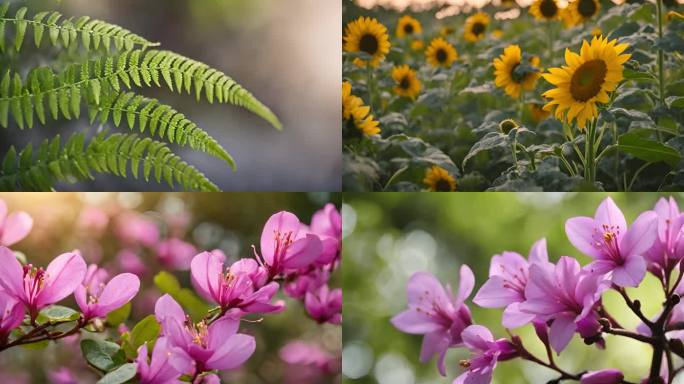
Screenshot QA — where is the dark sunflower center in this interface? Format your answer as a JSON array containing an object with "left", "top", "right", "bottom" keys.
[
  {"left": 404, "top": 24, "right": 414, "bottom": 34},
  {"left": 578, "top": 0, "right": 597, "bottom": 17},
  {"left": 359, "top": 34, "right": 379, "bottom": 55},
  {"left": 435, "top": 178, "right": 453, "bottom": 192},
  {"left": 472, "top": 22, "right": 485, "bottom": 36},
  {"left": 510, "top": 62, "right": 525, "bottom": 83},
  {"left": 436, "top": 48, "right": 448, "bottom": 63},
  {"left": 400, "top": 76, "right": 411, "bottom": 90},
  {"left": 569, "top": 59, "right": 607, "bottom": 102},
  {"left": 540, "top": 0, "right": 558, "bottom": 17}
]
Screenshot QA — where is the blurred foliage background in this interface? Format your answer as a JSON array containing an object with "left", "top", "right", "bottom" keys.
[
  {"left": 0, "top": 0, "right": 340, "bottom": 191},
  {"left": 0, "top": 192, "right": 340, "bottom": 384},
  {"left": 342, "top": 192, "right": 684, "bottom": 384}
]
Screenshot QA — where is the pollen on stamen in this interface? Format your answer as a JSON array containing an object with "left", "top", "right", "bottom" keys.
[{"left": 460, "top": 359, "right": 471, "bottom": 368}]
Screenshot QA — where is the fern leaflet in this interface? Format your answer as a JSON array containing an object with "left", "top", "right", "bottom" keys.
[
  {"left": 0, "top": 2, "right": 159, "bottom": 53},
  {"left": 0, "top": 131, "right": 220, "bottom": 191}
]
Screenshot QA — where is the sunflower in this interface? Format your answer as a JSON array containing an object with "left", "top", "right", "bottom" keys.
[
  {"left": 493, "top": 45, "right": 542, "bottom": 99},
  {"left": 542, "top": 36, "right": 630, "bottom": 130},
  {"left": 425, "top": 37, "right": 458, "bottom": 68},
  {"left": 410, "top": 39, "right": 425, "bottom": 51},
  {"left": 342, "top": 81, "right": 381, "bottom": 136},
  {"left": 423, "top": 166, "right": 457, "bottom": 192},
  {"left": 529, "top": 103, "right": 551, "bottom": 123},
  {"left": 566, "top": 0, "right": 600, "bottom": 24},
  {"left": 440, "top": 26, "right": 456, "bottom": 36},
  {"left": 464, "top": 12, "right": 490, "bottom": 43},
  {"left": 343, "top": 17, "right": 391, "bottom": 68},
  {"left": 392, "top": 65, "right": 422, "bottom": 100},
  {"left": 529, "top": 0, "right": 561, "bottom": 21},
  {"left": 396, "top": 15, "right": 422, "bottom": 38}
]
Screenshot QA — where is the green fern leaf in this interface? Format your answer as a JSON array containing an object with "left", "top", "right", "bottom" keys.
[
  {"left": 0, "top": 2, "right": 159, "bottom": 53},
  {"left": 0, "top": 132, "right": 220, "bottom": 191}
]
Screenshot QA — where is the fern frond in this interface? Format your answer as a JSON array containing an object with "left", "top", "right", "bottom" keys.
[
  {"left": 0, "top": 67, "right": 236, "bottom": 169},
  {"left": 88, "top": 89, "right": 237, "bottom": 169},
  {"left": 0, "top": 2, "right": 159, "bottom": 53},
  {"left": 0, "top": 49, "right": 282, "bottom": 130},
  {"left": 0, "top": 131, "right": 220, "bottom": 191}
]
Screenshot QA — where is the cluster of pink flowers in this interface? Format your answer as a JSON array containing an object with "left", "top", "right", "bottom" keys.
[
  {"left": 393, "top": 197, "right": 684, "bottom": 384},
  {"left": 0, "top": 198, "right": 342, "bottom": 383}
]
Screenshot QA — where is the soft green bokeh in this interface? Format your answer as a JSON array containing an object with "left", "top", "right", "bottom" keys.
[{"left": 342, "top": 192, "right": 682, "bottom": 384}]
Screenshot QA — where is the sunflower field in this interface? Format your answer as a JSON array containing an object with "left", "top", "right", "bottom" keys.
[{"left": 342, "top": 0, "right": 684, "bottom": 192}]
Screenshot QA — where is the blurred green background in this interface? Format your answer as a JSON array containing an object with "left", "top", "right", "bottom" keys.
[
  {"left": 0, "top": 192, "right": 340, "bottom": 384},
  {"left": 0, "top": 0, "right": 340, "bottom": 191},
  {"left": 342, "top": 192, "right": 682, "bottom": 384}
]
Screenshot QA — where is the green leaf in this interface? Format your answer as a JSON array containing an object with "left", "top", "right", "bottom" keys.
[
  {"left": 665, "top": 96, "right": 684, "bottom": 109},
  {"left": 80, "top": 339, "right": 126, "bottom": 372},
  {"left": 21, "top": 339, "right": 49, "bottom": 350},
  {"left": 123, "top": 315, "right": 160, "bottom": 358},
  {"left": 96, "top": 363, "right": 137, "bottom": 384},
  {"left": 36, "top": 305, "right": 80, "bottom": 324},
  {"left": 105, "top": 303, "right": 131, "bottom": 326},
  {"left": 153, "top": 271, "right": 181, "bottom": 294},
  {"left": 618, "top": 131, "right": 681, "bottom": 167}
]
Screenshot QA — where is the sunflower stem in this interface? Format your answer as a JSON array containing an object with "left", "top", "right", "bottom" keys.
[
  {"left": 366, "top": 66, "right": 375, "bottom": 111},
  {"left": 546, "top": 20, "right": 554, "bottom": 62},
  {"left": 584, "top": 118, "right": 598, "bottom": 184}
]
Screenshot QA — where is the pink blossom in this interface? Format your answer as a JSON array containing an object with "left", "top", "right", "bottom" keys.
[
  {"left": 115, "top": 212, "right": 159, "bottom": 247},
  {"left": 74, "top": 264, "right": 140, "bottom": 320},
  {"left": 280, "top": 341, "right": 339, "bottom": 373},
  {"left": 519, "top": 256, "right": 609, "bottom": 353},
  {"left": 77, "top": 206, "right": 109, "bottom": 235},
  {"left": 0, "top": 246, "right": 86, "bottom": 318},
  {"left": 305, "top": 285, "right": 342, "bottom": 325},
  {"left": 154, "top": 294, "right": 256, "bottom": 374},
  {"left": 645, "top": 197, "right": 684, "bottom": 277},
  {"left": 258, "top": 211, "right": 322, "bottom": 277},
  {"left": 190, "top": 252, "right": 284, "bottom": 316},
  {"left": 0, "top": 290, "right": 24, "bottom": 343},
  {"left": 0, "top": 199, "right": 33, "bottom": 247},
  {"left": 284, "top": 269, "right": 329, "bottom": 299},
  {"left": 580, "top": 369, "right": 624, "bottom": 384},
  {"left": 453, "top": 325, "right": 517, "bottom": 384},
  {"left": 156, "top": 238, "right": 197, "bottom": 271},
  {"left": 116, "top": 249, "right": 148, "bottom": 276},
  {"left": 473, "top": 238, "right": 548, "bottom": 328},
  {"left": 47, "top": 368, "right": 78, "bottom": 384},
  {"left": 136, "top": 338, "right": 192, "bottom": 384},
  {"left": 565, "top": 197, "right": 657, "bottom": 287},
  {"left": 309, "top": 204, "right": 342, "bottom": 266},
  {"left": 391, "top": 266, "right": 475, "bottom": 376}
]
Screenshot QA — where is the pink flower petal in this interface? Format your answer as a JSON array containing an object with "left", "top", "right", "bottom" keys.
[
  {"left": 611, "top": 256, "right": 646, "bottom": 288},
  {"left": 549, "top": 314, "right": 576, "bottom": 354},
  {"left": 93, "top": 273, "right": 140, "bottom": 318},
  {"left": 282, "top": 234, "right": 322, "bottom": 270},
  {"left": 207, "top": 317, "right": 239, "bottom": 350},
  {"left": 461, "top": 325, "right": 494, "bottom": 352},
  {"left": 391, "top": 310, "right": 443, "bottom": 334},
  {"left": 473, "top": 276, "right": 522, "bottom": 308},
  {"left": 594, "top": 197, "right": 627, "bottom": 235},
  {"left": 1, "top": 211, "right": 33, "bottom": 246},
  {"left": 154, "top": 294, "right": 186, "bottom": 325},
  {"left": 260, "top": 211, "right": 301, "bottom": 266},
  {"left": 528, "top": 238, "right": 548, "bottom": 264},
  {"left": 620, "top": 211, "right": 657, "bottom": 260},
  {"left": 565, "top": 216, "right": 604, "bottom": 259},
  {"left": 419, "top": 331, "right": 450, "bottom": 375},
  {"left": 0, "top": 246, "right": 26, "bottom": 302},
  {"left": 205, "top": 334, "right": 255, "bottom": 370},
  {"left": 455, "top": 265, "right": 475, "bottom": 305},
  {"left": 36, "top": 252, "right": 86, "bottom": 308},
  {"left": 190, "top": 251, "right": 223, "bottom": 304}
]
